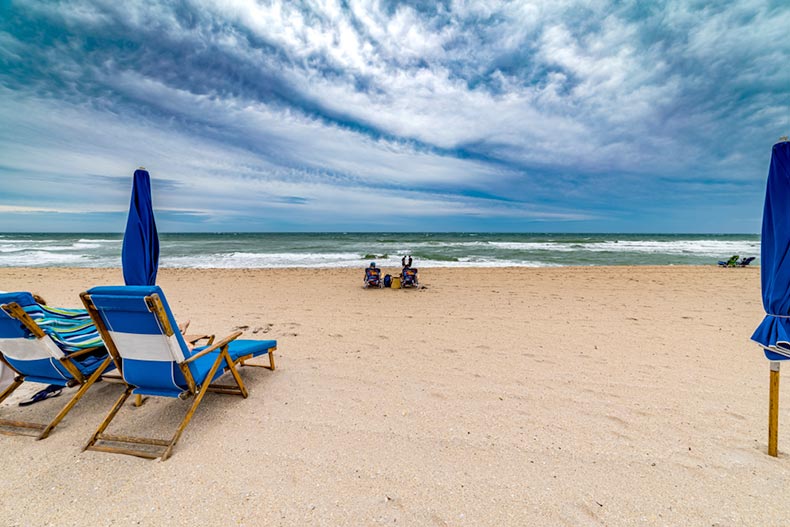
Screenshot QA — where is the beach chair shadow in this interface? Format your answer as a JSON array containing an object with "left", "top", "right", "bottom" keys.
[
  {"left": 80, "top": 285, "right": 276, "bottom": 460},
  {"left": 0, "top": 292, "right": 115, "bottom": 439}
]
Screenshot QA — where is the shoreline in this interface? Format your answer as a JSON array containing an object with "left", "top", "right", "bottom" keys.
[{"left": 0, "top": 233, "right": 761, "bottom": 268}]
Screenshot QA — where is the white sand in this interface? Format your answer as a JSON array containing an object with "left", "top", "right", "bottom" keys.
[{"left": 0, "top": 266, "right": 788, "bottom": 526}]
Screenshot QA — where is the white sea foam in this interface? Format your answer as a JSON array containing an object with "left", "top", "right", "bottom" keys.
[
  {"left": 485, "top": 240, "right": 759, "bottom": 256},
  {"left": 0, "top": 251, "right": 88, "bottom": 266},
  {"left": 159, "top": 252, "right": 562, "bottom": 269},
  {"left": 0, "top": 239, "right": 57, "bottom": 243},
  {"left": 161, "top": 252, "right": 365, "bottom": 268},
  {"left": 71, "top": 243, "right": 102, "bottom": 250},
  {"left": 0, "top": 245, "right": 28, "bottom": 253},
  {"left": 571, "top": 240, "right": 758, "bottom": 256},
  {"left": 354, "top": 239, "right": 760, "bottom": 257}
]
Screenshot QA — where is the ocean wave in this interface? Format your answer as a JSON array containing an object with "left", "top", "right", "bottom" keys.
[
  {"left": 158, "top": 252, "right": 563, "bottom": 269},
  {"left": 0, "top": 245, "right": 29, "bottom": 253},
  {"left": 571, "top": 240, "right": 759, "bottom": 256},
  {"left": 0, "top": 234, "right": 761, "bottom": 268},
  {"left": 0, "top": 238, "right": 57, "bottom": 243},
  {"left": 0, "top": 251, "right": 89, "bottom": 266},
  {"left": 2, "top": 243, "right": 104, "bottom": 252},
  {"left": 346, "top": 239, "right": 760, "bottom": 256},
  {"left": 161, "top": 251, "right": 366, "bottom": 268},
  {"left": 484, "top": 240, "right": 759, "bottom": 256}
]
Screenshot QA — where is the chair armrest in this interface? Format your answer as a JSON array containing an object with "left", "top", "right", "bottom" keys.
[
  {"left": 184, "top": 334, "right": 215, "bottom": 346},
  {"left": 184, "top": 331, "right": 243, "bottom": 363}
]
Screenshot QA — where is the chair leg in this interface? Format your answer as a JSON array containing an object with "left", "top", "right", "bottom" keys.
[
  {"left": 222, "top": 350, "right": 248, "bottom": 398},
  {"left": 237, "top": 349, "right": 276, "bottom": 370},
  {"left": 85, "top": 386, "right": 133, "bottom": 451},
  {"left": 0, "top": 378, "right": 42, "bottom": 436},
  {"left": 86, "top": 350, "right": 254, "bottom": 460},
  {"left": 0, "top": 378, "right": 23, "bottom": 405},
  {"left": 38, "top": 357, "right": 112, "bottom": 440},
  {"left": 160, "top": 353, "right": 227, "bottom": 461}
]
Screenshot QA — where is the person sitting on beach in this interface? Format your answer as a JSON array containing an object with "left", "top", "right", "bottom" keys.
[
  {"left": 401, "top": 255, "right": 419, "bottom": 287},
  {"left": 364, "top": 262, "right": 382, "bottom": 288}
]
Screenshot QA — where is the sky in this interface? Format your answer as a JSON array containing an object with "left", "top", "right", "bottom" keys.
[{"left": 0, "top": 0, "right": 788, "bottom": 233}]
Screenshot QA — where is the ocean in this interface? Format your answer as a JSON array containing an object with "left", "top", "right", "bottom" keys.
[{"left": 0, "top": 233, "right": 760, "bottom": 268}]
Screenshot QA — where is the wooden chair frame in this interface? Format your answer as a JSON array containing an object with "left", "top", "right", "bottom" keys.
[
  {"left": 0, "top": 302, "right": 113, "bottom": 440},
  {"left": 80, "top": 292, "right": 272, "bottom": 460}
]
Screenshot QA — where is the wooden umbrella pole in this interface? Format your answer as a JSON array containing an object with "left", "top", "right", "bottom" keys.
[{"left": 769, "top": 361, "right": 780, "bottom": 457}]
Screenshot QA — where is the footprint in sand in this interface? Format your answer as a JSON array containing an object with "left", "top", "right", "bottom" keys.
[{"left": 253, "top": 323, "right": 274, "bottom": 334}]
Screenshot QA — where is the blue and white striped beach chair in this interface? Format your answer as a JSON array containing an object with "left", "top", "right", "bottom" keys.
[
  {"left": 80, "top": 285, "right": 277, "bottom": 460},
  {"left": 0, "top": 292, "right": 114, "bottom": 439}
]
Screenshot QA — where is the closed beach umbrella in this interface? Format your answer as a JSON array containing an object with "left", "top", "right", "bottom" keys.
[
  {"left": 751, "top": 138, "right": 790, "bottom": 456},
  {"left": 122, "top": 168, "right": 159, "bottom": 286}
]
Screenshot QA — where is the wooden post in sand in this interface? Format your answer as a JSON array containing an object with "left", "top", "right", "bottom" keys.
[{"left": 769, "top": 361, "right": 780, "bottom": 457}]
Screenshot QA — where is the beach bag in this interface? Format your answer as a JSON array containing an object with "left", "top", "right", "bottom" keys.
[{"left": 383, "top": 274, "right": 392, "bottom": 288}]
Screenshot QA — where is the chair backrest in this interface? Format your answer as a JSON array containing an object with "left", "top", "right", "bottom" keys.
[
  {"left": 0, "top": 292, "right": 71, "bottom": 382},
  {"left": 741, "top": 257, "right": 756, "bottom": 266},
  {"left": 84, "top": 285, "right": 196, "bottom": 394},
  {"left": 403, "top": 268, "right": 418, "bottom": 280},
  {"left": 23, "top": 303, "right": 105, "bottom": 354},
  {"left": 366, "top": 268, "right": 381, "bottom": 280}
]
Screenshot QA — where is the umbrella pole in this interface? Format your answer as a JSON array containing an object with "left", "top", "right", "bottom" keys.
[{"left": 769, "top": 361, "right": 780, "bottom": 457}]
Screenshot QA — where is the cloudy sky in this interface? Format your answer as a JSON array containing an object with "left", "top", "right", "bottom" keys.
[{"left": 0, "top": 0, "right": 788, "bottom": 232}]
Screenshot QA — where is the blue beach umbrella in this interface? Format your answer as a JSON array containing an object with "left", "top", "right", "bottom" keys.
[
  {"left": 121, "top": 168, "right": 159, "bottom": 286},
  {"left": 752, "top": 140, "right": 790, "bottom": 357},
  {"left": 751, "top": 138, "right": 790, "bottom": 457}
]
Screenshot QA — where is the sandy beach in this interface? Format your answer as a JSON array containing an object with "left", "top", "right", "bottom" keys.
[{"left": 0, "top": 265, "right": 788, "bottom": 526}]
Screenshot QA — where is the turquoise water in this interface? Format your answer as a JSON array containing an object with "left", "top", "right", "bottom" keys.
[{"left": 0, "top": 233, "right": 760, "bottom": 268}]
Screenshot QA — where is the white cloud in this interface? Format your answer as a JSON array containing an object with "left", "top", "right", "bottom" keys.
[
  {"left": 2, "top": 0, "right": 786, "bottom": 231},
  {"left": 0, "top": 87, "right": 587, "bottom": 227}
]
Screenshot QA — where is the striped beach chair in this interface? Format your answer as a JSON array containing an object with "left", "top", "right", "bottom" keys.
[
  {"left": 0, "top": 292, "right": 114, "bottom": 439},
  {"left": 80, "top": 285, "right": 277, "bottom": 460}
]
